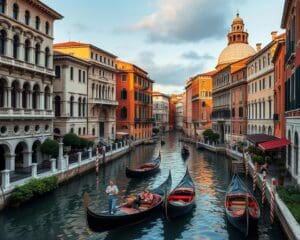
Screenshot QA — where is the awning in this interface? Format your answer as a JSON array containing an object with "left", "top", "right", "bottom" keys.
[
  {"left": 258, "top": 138, "right": 291, "bottom": 151},
  {"left": 116, "top": 132, "right": 129, "bottom": 136},
  {"left": 79, "top": 135, "right": 98, "bottom": 140},
  {"left": 247, "top": 134, "right": 277, "bottom": 145}
]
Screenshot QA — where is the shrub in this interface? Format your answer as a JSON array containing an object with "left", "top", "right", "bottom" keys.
[
  {"left": 63, "top": 133, "right": 81, "bottom": 147},
  {"left": 40, "top": 139, "right": 59, "bottom": 158},
  {"left": 265, "top": 156, "right": 272, "bottom": 164},
  {"left": 10, "top": 185, "right": 33, "bottom": 205},
  {"left": 252, "top": 154, "right": 258, "bottom": 163},
  {"left": 256, "top": 155, "right": 265, "bottom": 165},
  {"left": 203, "top": 129, "right": 214, "bottom": 139}
]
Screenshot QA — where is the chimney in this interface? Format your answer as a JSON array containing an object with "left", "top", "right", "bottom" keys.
[
  {"left": 271, "top": 31, "right": 278, "bottom": 40},
  {"left": 256, "top": 43, "right": 262, "bottom": 52}
]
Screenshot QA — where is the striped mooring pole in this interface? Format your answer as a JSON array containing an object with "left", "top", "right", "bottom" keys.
[
  {"left": 245, "top": 152, "right": 249, "bottom": 176},
  {"left": 270, "top": 178, "right": 276, "bottom": 224},
  {"left": 253, "top": 162, "right": 258, "bottom": 192},
  {"left": 262, "top": 171, "right": 267, "bottom": 204},
  {"left": 95, "top": 147, "right": 99, "bottom": 174}
]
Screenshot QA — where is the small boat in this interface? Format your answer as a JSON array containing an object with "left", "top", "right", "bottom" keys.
[
  {"left": 144, "top": 139, "right": 157, "bottom": 145},
  {"left": 181, "top": 145, "right": 190, "bottom": 155},
  {"left": 125, "top": 152, "right": 161, "bottom": 178},
  {"left": 225, "top": 174, "right": 260, "bottom": 236},
  {"left": 84, "top": 171, "right": 172, "bottom": 232},
  {"left": 161, "top": 140, "right": 165, "bottom": 145},
  {"left": 165, "top": 168, "right": 195, "bottom": 219}
]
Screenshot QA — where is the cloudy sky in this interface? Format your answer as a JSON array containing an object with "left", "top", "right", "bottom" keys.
[{"left": 44, "top": 0, "right": 285, "bottom": 94}]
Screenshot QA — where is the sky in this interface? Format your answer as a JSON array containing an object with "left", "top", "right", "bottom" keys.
[{"left": 43, "top": 0, "right": 285, "bottom": 94}]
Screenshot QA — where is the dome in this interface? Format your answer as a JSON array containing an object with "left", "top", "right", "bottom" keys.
[
  {"left": 232, "top": 13, "right": 243, "bottom": 24},
  {"left": 217, "top": 43, "right": 255, "bottom": 66}
]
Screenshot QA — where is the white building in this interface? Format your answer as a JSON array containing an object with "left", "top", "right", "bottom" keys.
[
  {"left": 53, "top": 42, "right": 118, "bottom": 144},
  {"left": 0, "top": 1, "right": 62, "bottom": 172},
  {"left": 53, "top": 52, "right": 90, "bottom": 137},
  {"left": 153, "top": 92, "right": 170, "bottom": 132},
  {"left": 175, "top": 101, "right": 183, "bottom": 130}
]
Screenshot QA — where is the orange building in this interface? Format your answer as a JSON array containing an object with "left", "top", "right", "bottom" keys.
[
  {"left": 272, "top": 37, "right": 286, "bottom": 138},
  {"left": 116, "top": 60, "right": 154, "bottom": 140},
  {"left": 169, "top": 94, "right": 183, "bottom": 131}
]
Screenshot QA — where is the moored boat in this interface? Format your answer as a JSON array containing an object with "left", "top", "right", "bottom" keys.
[
  {"left": 165, "top": 168, "right": 195, "bottom": 219},
  {"left": 181, "top": 145, "right": 190, "bottom": 155},
  {"left": 225, "top": 174, "right": 260, "bottom": 236},
  {"left": 84, "top": 171, "right": 172, "bottom": 232},
  {"left": 126, "top": 152, "right": 161, "bottom": 178}
]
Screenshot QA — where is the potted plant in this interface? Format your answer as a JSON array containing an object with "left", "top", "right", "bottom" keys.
[{"left": 277, "top": 162, "right": 287, "bottom": 186}]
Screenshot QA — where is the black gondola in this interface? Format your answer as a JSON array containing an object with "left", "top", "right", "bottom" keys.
[
  {"left": 225, "top": 174, "right": 260, "bottom": 236},
  {"left": 84, "top": 171, "right": 172, "bottom": 232},
  {"left": 165, "top": 168, "right": 195, "bottom": 219},
  {"left": 181, "top": 145, "right": 190, "bottom": 155},
  {"left": 161, "top": 140, "right": 165, "bottom": 145},
  {"left": 125, "top": 152, "right": 161, "bottom": 178}
]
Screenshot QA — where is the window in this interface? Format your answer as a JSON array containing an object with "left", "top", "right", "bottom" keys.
[
  {"left": 25, "top": 10, "right": 30, "bottom": 25},
  {"left": 267, "top": 53, "right": 271, "bottom": 65},
  {"left": 91, "top": 52, "right": 93, "bottom": 59},
  {"left": 78, "top": 97, "right": 81, "bottom": 116},
  {"left": 35, "top": 43, "right": 40, "bottom": 65},
  {"left": 121, "top": 88, "right": 127, "bottom": 99},
  {"left": 70, "top": 96, "right": 74, "bottom": 117},
  {"left": 121, "top": 107, "right": 127, "bottom": 119},
  {"left": 0, "top": 29, "right": 6, "bottom": 55},
  {"left": 54, "top": 96, "right": 61, "bottom": 116},
  {"left": 78, "top": 128, "right": 81, "bottom": 135},
  {"left": 83, "top": 127, "right": 86, "bottom": 135},
  {"left": 95, "top": 54, "right": 98, "bottom": 60},
  {"left": 24, "top": 39, "right": 30, "bottom": 62},
  {"left": 45, "top": 21, "right": 49, "bottom": 35},
  {"left": 202, "top": 101, "right": 206, "bottom": 107},
  {"left": 82, "top": 98, "right": 86, "bottom": 117},
  {"left": 32, "top": 84, "right": 39, "bottom": 109},
  {"left": 13, "top": 35, "right": 19, "bottom": 59},
  {"left": 35, "top": 16, "right": 40, "bottom": 30},
  {"left": 0, "top": 0, "right": 5, "bottom": 13},
  {"left": 79, "top": 69, "right": 81, "bottom": 82},
  {"left": 269, "top": 75, "right": 272, "bottom": 88},
  {"left": 13, "top": 3, "right": 18, "bottom": 20},
  {"left": 262, "top": 78, "right": 265, "bottom": 89},
  {"left": 100, "top": 56, "right": 102, "bottom": 62},
  {"left": 70, "top": 67, "right": 74, "bottom": 80},
  {"left": 45, "top": 47, "right": 50, "bottom": 68},
  {"left": 92, "top": 128, "right": 95, "bottom": 136},
  {"left": 83, "top": 71, "right": 86, "bottom": 83},
  {"left": 121, "top": 74, "right": 126, "bottom": 81},
  {"left": 55, "top": 66, "right": 61, "bottom": 79}
]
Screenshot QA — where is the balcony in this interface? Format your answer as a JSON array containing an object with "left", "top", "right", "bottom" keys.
[
  {"left": 134, "top": 118, "right": 154, "bottom": 123},
  {"left": 0, "top": 108, "right": 54, "bottom": 119},
  {"left": 212, "top": 109, "right": 231, "bottom": 121},
  {"left": 0, "top": 55, "right": 54, "bottom": 76},
  {"left": 273, "top": 113, "right": 279, "bottom": 121},
  {"left": 90, "top": 98, "right": 118, "bottom": 106}
]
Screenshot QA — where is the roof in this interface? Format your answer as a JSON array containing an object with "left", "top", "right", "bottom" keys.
[
  {"left": 258, "top": 138, "right": 291, "bottom": 151},
  {"left": 231, "top": 56, "right": 252, "bottom": 74},
  {"left": 281, "top": 0, "right": 293, "bottom": 28},
  {"left": 54, "top": 41, "right": 117, "bottom": 58},
  {"left": 28, "top": 0, "right": 63, "bottom": 19},
  {"left": 247, "top": 134, "right": 277, "bottom": 145},
  {"left": 152, "top": 92, "right": 170, "bottom": 98},
  {"left": 272, "top": 38, "right": 286, "bottom": 63},
  {"left": 194, "top": 70, "right": 217, "bottom": 78}
]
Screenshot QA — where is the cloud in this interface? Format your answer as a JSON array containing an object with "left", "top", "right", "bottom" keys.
[
  {"left": 130, "top": 0, "right": 234, "bottom": 43},
  {"left": 181, "top": 51, "right": 215, "bottom": 60},
  {"left": 134, "top": 51, "right": 205, "bottom": 88},
  {"left": 71, "top": 23, "right": 90, "bottom": 33}
]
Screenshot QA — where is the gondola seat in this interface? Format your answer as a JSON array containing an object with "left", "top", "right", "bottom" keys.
[{"left": 169, "top": 195, "right": 192, "bottom": 202}]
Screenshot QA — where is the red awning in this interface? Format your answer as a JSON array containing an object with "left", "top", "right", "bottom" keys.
[
  {"left": 79, "top": 135, "right": 97, "bottom": 140},
  {"left": 258, "top": 138, "right": 291, "bottom": 151}
]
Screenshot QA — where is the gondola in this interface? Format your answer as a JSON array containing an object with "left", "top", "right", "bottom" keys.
[
  {"left": 225, "top": 174, "right": 260, "bottom": 236},
  {"left": 125, "top": 152, "right": 161, "bottom": 178},
  {"left": 181, "top": 145, "right": 190, "bottom": 155},
  {"left": 161, "top": 140, "right": 165, "bottom": 145},
  {"left": 84, "top": 171, "right": 172, "bottom": 232},
  {"left": 165, "top": 168, "right": 195, "bottom": 219}
]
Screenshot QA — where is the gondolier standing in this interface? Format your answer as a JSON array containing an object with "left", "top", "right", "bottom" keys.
[{"left": 106, "top": 180, "right": 119, "bottom": 214}]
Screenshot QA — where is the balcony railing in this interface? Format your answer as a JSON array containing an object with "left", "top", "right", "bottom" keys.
[
  {"left": 91, "top": 98, "right": 118, "bottom": 106},
  {"left": 0, "top": 108, "right": 54, "bottom": 119}
]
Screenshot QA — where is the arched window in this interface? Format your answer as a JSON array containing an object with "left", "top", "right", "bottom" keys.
[
  {"left": 54, "top": 96, "right": 61, "bottom": 116},
  {"left": 32, "top": 84, "right": 40, "bottom": 109},
  {"left": 288, "top": 130, "right": 292, "bottom": 166},
  {"left": 92, "top": 128, "right": 95, "bottom": 136},
  {"left": 70, "top": 96, "right": 74, "bottom": 117},
  {"left": 268, "top": 126, "right": 272, "bottom": 135},
  {"left": 25, "top": 10, "right": 30, "bottom": 25},
  {"left": 78, "top": 97, "right": 81, "bottom": 117},
  {"left": 45, "top": 47, "right": 50, "bottom": 68},
  {"left": 24, "top": 39, "right": 31, "bottom": 62},
  {"left": 13, "top": 3, "right": 19, "bottom": 20},
  {"left": 11, "top": 81, "right": 19, "bottom": 109},
  {"left": 35, "top": 16, "right": 40, "bottom": 30},
  {"left": 22, "top": 82, "right": 30, "bottom": 109},
  {"left": 294, "top": 132, "right": 299, "bottom": 176},
  {"left": 45, "top": 21, "right": 50, "bottom": 35},
  {"left": 78, "top": 128, "right": 81, "bottom": 135},
  {"left": 0, "top": 29, "right": 6, "bottom": 55},
  {"left": 35, "top": 43, "right": 40, "bottom": 65},
  {"left": 0, "top": 0, "right": 6, "bottom": 13},
  {"left": 13, "top": 35, "right": 19, "bottom": 59},
  {"left": 83, "top": 127, "right": 86, "bottom": 134},
  {"left": 121, "top": 107, "right": 127, "bottom": 119},
  {"left": 82, "top": 98, "right": 86, "bottom": 117},
  {"left": 121, "top": 88, "right": 127, "bottom": 100},
  {"left": 0, "top": 78, "right": 7, "bottom": 107},
  {"left": 44, "top": 86, "right": 50, "bottom": 110}
]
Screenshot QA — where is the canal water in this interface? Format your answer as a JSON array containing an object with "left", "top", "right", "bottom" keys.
[{"left": 0, "top": 132, "right": 287, "bottom": 240}]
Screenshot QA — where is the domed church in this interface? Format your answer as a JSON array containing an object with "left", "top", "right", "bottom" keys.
[{"left": 216, "top": 13, "right": 256, "bottom": 70}]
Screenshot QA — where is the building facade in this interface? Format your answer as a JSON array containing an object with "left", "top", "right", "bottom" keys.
[
  {"left": 0, "top": 1, "right": 62, "bottom": 171},
  {"left": 169, "top": 94, "right": 182, "bottom": 131},
  {"left": 116, "top": 60, "right": 153, "bottom": 140},
  {"left": 281, "top": 0, "right": 300, "bottom": 183},
  {"left": 53, "top": 52, "right": 90, "bottom": 137},
  {"left": 153, "top": 92, "right": 170, "bottom": 132},
  {"left": 53, "top": 42, "right": 118, "bottom": 144},
  {"left": 175, "top": 100, "right": 183, "bottom": 130},
  {"left": 247, "top": 33, "right": 284, "bottom": 136},
  {"left": 183, "top": 79, "right": 193, "bottom": 137}
]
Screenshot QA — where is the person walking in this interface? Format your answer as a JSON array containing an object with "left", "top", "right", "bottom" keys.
[{"left": 106, "top": 180, "right": 119, "bottom": 214}]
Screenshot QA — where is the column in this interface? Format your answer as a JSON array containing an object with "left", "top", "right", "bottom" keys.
[
  {"left": 88, "top": 147, "right": 92, "bottom": 159},
  {"left": 23, "top": 151, "right": 32, "bottom": 167},
  {"left": 65, "top": 155, "right": 69, "bottom": 169},
  {"left": 50, "top": 158, "right": 56, "bottom": 173},
  {"left": 115, "top": 143, "right": 118, "bottom": 151},
  {"left": 7, "top": 154, "right": 15, "bottom": 171},
  {"left": 57, "top": 141, "right": 66, "bottom": 170},
  {"left": 31, "top": 163, "right": 37, "bottom": 178},
  {"left": 40, "top": 91, "right": 44, "bottom": 110},
  {"left": 1, "top": 169, "right": 10, "bottom": 190},
  {"left": 78, "top": 152, "right": 82, "bottom": 165}
]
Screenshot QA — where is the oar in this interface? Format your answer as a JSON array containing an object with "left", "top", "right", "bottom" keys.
[
  {"left": 246, "top": 193, "right": 249, "bottom": 237},
  {"left": 164, "top": 183, "right": 169, "bottom": 221}
]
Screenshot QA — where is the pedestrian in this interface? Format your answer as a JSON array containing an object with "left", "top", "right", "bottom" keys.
[{"left": 105, "top": 180, "right": 119, "bottom": 214}]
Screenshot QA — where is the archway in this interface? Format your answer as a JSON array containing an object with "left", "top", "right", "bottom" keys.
[
  {"left": 15, "top": 142, "right": 28, "bottom": 169},
  {"left": 32, "top": 140, "right": 41, "bottom": 164},
  {"left": 0, "top": 143, "right": 10, "bottom": 171}
]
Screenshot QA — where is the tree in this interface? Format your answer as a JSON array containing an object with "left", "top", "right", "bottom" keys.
[
  {"left": 63, "top": 133, "right": 81, "bottom": 148},
  {"left": 211, "top": 133, "right": 220, "bottom": 144},
  {"left": 40, "top": 139, "right": 59, "bottom": 158},
  {"left": 203, "top": 129, "right": 214, "bottom": 140}
]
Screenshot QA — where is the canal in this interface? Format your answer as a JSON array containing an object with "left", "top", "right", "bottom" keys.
[{"left": 0, "top": 132, "right": 287, "bottom": 240}]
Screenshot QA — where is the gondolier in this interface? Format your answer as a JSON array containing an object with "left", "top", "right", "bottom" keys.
[{"left": 106, "top": 180, "right": 119, "bottom": 214}]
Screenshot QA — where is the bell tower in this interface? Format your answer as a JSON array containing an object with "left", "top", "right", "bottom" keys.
[{"left": 227, "top": 13, "right": 249, "bottom": 45}]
